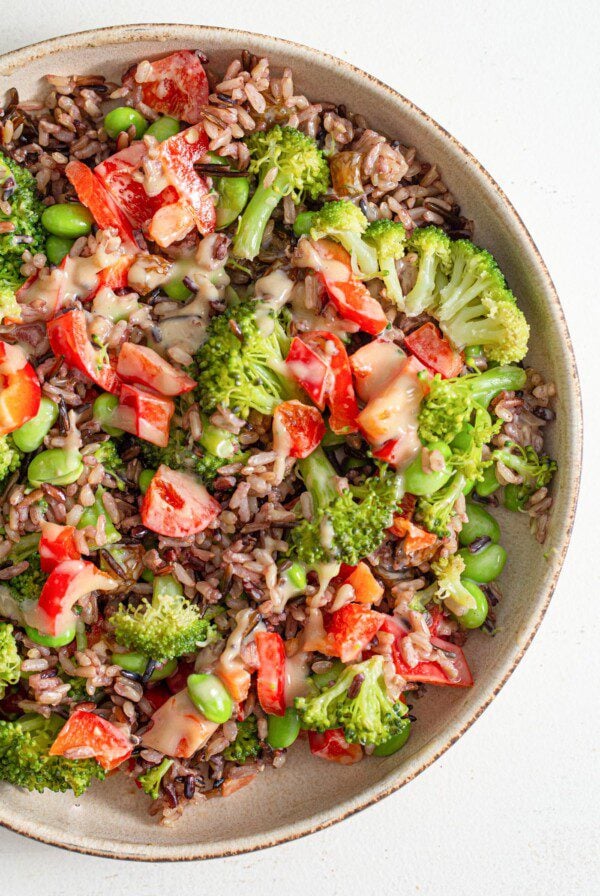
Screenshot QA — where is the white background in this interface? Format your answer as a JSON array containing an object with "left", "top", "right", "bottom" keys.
[{"left": 1, "top": 2, "right": 599, "bottom": 893}]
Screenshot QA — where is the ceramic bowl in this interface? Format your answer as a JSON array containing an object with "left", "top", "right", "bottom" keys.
[{"left": 0, "top": 24, "right": 582, "bottom": 861}]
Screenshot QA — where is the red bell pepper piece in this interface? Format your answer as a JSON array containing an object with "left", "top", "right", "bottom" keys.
[
  {"left": 339, "top": 562, "right": 384, "bottom": 606},
  {"left": 324, "top": 603, "right": 386, "bottom": 663},
  {"left": 308, "top": 728, "right": 363, "bottom": 765},
  {"left": 108, "top": 383, "right": 175, "bottom": 447},
  {"left": 95, "top": 142, "right": 178, "bottom": 230},
  {"left": 39, "top": 522, "right": 82, "bottom": 572},
  {"left": 141, "top": 688, "right": 218, "bottom": 759},
  {"left": 49, "top": 709, "right": 133, "bottom": 771},
  {"left": 380, "top": 617, "right": 473, "bottom": 687},
  {"left": 123, "top": 51, "right": 209, "bottom": 123},
  {"left": 272, "top": 400, "right": 325, "bottom": 458},
  {"left": 46, "top": 309, "right": 121, "bottom": 394},
  {"left": 404, "top": 323, "right": 464, "bottom": 378},
  {"left": 116, "top": 342, "right": 196, "bottom": 397},
  {"left": 0, "top": 340, "right": 41, "bottom": 436},
  {"left": 255, "top": 631, "right": 287, "bottom": 716},
  {"left": 285, "top": 337, "right": 329, "bottom": 408},
  {"left": 24, "top": 559, "right": 118, "bottom": 637},
  {"left": 65, "top": 160, "right": 139, "bottom": 252},
  {"left": 141, "top": 465, "right": 221, "bottom": 538},
  {"left": 349, "top": 339, "right": 407, "bottom": 403}
]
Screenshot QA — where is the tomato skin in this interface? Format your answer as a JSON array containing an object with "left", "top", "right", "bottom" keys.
[
  {"left": 380, "top": 617, "right": 473, "bottom": 687},
  {"left": 95, "top": 142, "right": 178, "bottom": 230},
  {"left": 339, "top": 562, "right": 383, "bottom": 606},
  {"left": 116, "top": 342, "right": 196, "bottom": 396},
  {"left": 39, "top": 522, "right": 81, "bottom": 572},
  {"left": 124, "top": 51, "right": 209, "bottom": 123},
  {"left": 255, "top": 631, "right": 287, "bottom": 716},
  {"left": 308, "top": 728, "right": 363, "bottom": 765},
  {"left": 109, "top": 383, "right": 175, "bottom": 447},
  {"left": 404, "top": 323, "right": 464, "bottom": 378},
  {"left": 65, "top": 160, "right": 138, "bottom": 252},
  {"left": 46, "top": 309, "right": 121, "bottom": 394},
  {"left": 49, "top": 709, "right": 132, "bottom": 771},
  {"left": 272, "top": 400, "right": 325, "bottom": 459},
  {"left": 0, "top": 341, "right": 41, "bottom": 436},
  {"left": 325, "top": 603, "right": 386, "bottom": 663},
  {"left": 141, "top": 464, "right": 221, "bottom": 537},
  {"left": 25, "top": 559, "right": 118, "bottom": 637}
]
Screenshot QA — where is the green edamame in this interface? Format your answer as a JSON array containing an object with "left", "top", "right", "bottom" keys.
[
  {"left": 92, "top": 393, "right": 123, "bottom": 437},
  {"left": 187, "top": 673, "right": 233, "bottom": 724},
  {"left": 25, "top": 624, "right": 76, "bottom": 648},
  {"left": 206, "top": 153, "right": 250, "bottom": 229},
  {"left": 373, "top": 718, "right": 411, "bottom": 756},
  {"left": 199, "top": 418, "right": 236, "bottom": 458},
  {"left": 112, "top": 653, "right": 177, "bottom": 681},
  {"left": 404, "top": 442, "right": 452, "bottom": 496},
  {"left": 163, "top": 279, "right": 193, "bottom": 301},
  {"left": 293, "top": 211, "right": 314, "bottom": 237},
  {"left": 45, "top": 234, "right": 74, "bottom": 265},
  {"left": 41, "top": 203, "right": 93, "bottom": 238},
  {"left": 310, "top": 660, "right": 344, "bottom": 692},
  {"left": 145, "top": 116, "right": 180, "bottom": 142},
  {"left": 139, "top": 469, "right": 156, "bottom": 494},
  {"left": 459, "top": 502, "right": 501, "bottom": 547},
  {"left": 104, "top": 106, "right": 148, "bottom": 139},
  {"left": 475, "top": 466, "right": 500, "bottom": 497},
  {"left": 455, "top": 580, "right": 489, "bottom": 629},
  {"left": 77, "top": 488, "right": 120, "bottom": 546},
  {"left": 267, "top": 707, "right": 301, "bottom": 749},
  {"left": 504, "top": 483, "right": 528, "bottom": 512},
  {"left": 285, "top": 561, "right": 307, "bottom": 591},
  {"left": 28, "top": 448, "right": 83, "bottom": 487},
  {"left": 458, "top": 543, "right": 507, "bottom": 583},
  {"left": 12, "top": 397, "right": 59, "bottom": 453},
  {"left": 153, "top": 574, "right": 183, "bottom": 600}
]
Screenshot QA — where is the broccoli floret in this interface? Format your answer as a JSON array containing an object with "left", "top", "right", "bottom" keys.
[
  {"left": 8, "top": 553, "right": 45, "bottom": 604},
  {"left": 222, "top": 715, "right": 261, "bottom": 763},
  {"left": 0, "top": 714, "right": 105, "bottom": 795},
  {"left": 138, "top": 757, "right": 174, "bottom": 799},
  {"left": 4, "top": 532, "right": 40, "bottom": 564},
  {"left": 93, "top": 440, "right": 125, "bottom": 489},
  {"left": 194, "top": 298, "right": 296, "bottom": 418},
  {"left": 416, "top": 472, "right": 467, "bottom": 537},
  {"left": 431, "top": 554, "right": 478, "bottom": 616},
  {"left": 364, "top": 219, "right": 407, "bottom": 308},
  {"left": 139, "top": 424, "right": 248, "bottom": 486},
  {"left": 290, "top": 447, "right": 402, "bottom": 565},
  {"left": 233, "top": 125, "right": 330, "bottom": 260},
  {"left": 110, "top": 575, "right": 217, "bottom": 662},
  {"left": 295, "top": 655, "right": 406, "bottom": 746},
  {"left": 0, "top": 151, "right": 45, "bottom": 322},
  {"left": 0, "top": 622, "right": 20, "bottom": 699},
  {"left": 493, "top": 440, "right": 556, "bottom": 497},
  {"left": 448, "top": 407, "right": 501, "bottom": 483},
  {"left": 302, "top": 200, "right": 378, "bottom": 276},
  {"left": 404, "top": 226, "right": 452, "bottom": 316},
  {"left": 436, "top": 240, "right": 530, "bottom": 364},
  {"left": 0, "top": 435, "right": 22, "bottom": 485}
]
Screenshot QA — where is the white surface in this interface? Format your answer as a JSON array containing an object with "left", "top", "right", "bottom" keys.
[{"left": 0, "top": 1, "right": 598, "bottom": 892}]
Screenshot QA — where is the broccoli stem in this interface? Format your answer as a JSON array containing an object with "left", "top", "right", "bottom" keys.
[
  {"left": 233, "top": 177, "right": 288, "bottom": 261},
  {"left": 199, "top": 416, "right": 237, "bottom": 459},
  {"left": 470, "top": 365, "right": 526, "bottom": 407},
  {"left": 297, "top": 447, "right": 338, "bottom": 512}
]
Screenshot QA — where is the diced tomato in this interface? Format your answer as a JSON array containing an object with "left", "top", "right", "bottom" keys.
[
  {"left": 116, "top": 342, "right": 196, "bottom": 396},
  {"left": 404, "top": 323, "right": 464, "bottom": 378},
  {"left": 39, "top": 522, "right": 81, "bottom": 572},
  {"left": 0, "top": 340, "right": 41, "bottom": 436},
  {"left": 272, "top": 400, "right": 325, "bottom": 459},
  {"left": 222, "top": 774, "right": 257, "bottom": 798},
  {"left": 109, "top": 383, "right": 174, "bottom": 447},
  {"left": 124, "top": 51, "right": 209, "bottom": 124},
  {"left": 141, "top": 689, "right": 218, "bottom": 759},
  {"left": 24, "top": 559, "right": 118, "bottom": 637},
  {"left": 46, "top": 309, "right": 121, "bottom": 394},
  {"left": 255, "top": 631, "right": 286, "bottom": 716},
  {"left": 339, "top": 562, "right": 383, "bottom": 606},
  {"left": 65, "top": 160, "right": 138, "bottom": 252},
  {"left": 390, "top": 516, "right": 438, "bottom": 556},
  {"left": 49, "top": 709, "right": 132, "bottom": 771},
  {"left": 324, "top": 603, "right": 385, "bottom": 663},
  {"left": 285, "top": 337, "right": 329, "bottom": 408},
  {"left": 141, "top": 464, "right": 221, "bottom": 537},
  {"left": 95, "top": 142, "right": 178, "bottom": 230},
  {"left": 381, "top": 617, "right": 473, "bottom": 687},
  {"left": 308, "top": 728, "right": 363, "bottom": 765},
  {"left": 349, "top": 339, "right": 407, "bottom": 403}
]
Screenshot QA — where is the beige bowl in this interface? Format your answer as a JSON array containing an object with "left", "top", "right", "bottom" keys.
[{"left": 0, "top": 24, "right": 582, "bottom": 861}]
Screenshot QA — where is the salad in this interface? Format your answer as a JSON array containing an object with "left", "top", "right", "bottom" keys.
[{"left": 0, "top": 49, "right": 556, "bottom": 823}]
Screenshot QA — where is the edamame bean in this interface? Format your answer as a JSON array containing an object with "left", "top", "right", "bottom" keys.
[
  {"left": 293, "top": 211, "right": 314, "bottom": 237},
  {"left": 25, "top": 624, "right": 76, "bottom": 648},
  {"left": 112, "top": 653, "right": 177, "bottom": 681},
  {"left": 404, "top": 442, "right": 452, "bottom": 496},
  {"left": 187, "top": 673, "right": 233, "bottom": 723},
  {"left": 206, "top": 153, "right": 250, "bottom": 229},
  {"left": 139, "top": 469, "right": 156, "bottom": 494},
  {"left": 504, "top": 483, "right": 528, "bottom": 512},
  {"left": 163, "top": 279, "right": 193, "bottom": 301},
  {"left": 458, "top": 543, "right": 507, "bottom": 583},
  {"left": 310, "top": 660, "right": 344, "bottom": 692},
  {"left": 12, "top": 397, "right": 59, "bottom": 453},
  {"left": 267, "top": 707, "right": 301, "bottom": 749},
  {"left": 153, "top": 574, "right": 183, "bottom": 600},
  {"left": 475, "top": 466, "right": 500, "bottom": 497},
  {"left": 104, "top": 106, "right": 148, "bottom": 139},
  {"left": 285, "top": 561, "right": 307, "bottom": 591},
  {"left": 77, "top": 488, "right": 120, "bottom": 546},
  {"left": 459, "top": 502, "right": 501, "bottom": 547},
  {"left": 455, "top": 580, "right": 489, "bottom": 629},
  {"left": 464, "top": 345, "right": 486, "bottom": 369},
  {"left": 92, "top": 393, "right": 123, "bottom": 437},
  {"left": 41, "top": 203, "right": 93, "bottom": 238},
  {"left": 28, "top": 448, "right": 84, "bottom": 487},
  {"left": 45, "top": 234, "right": 74, "bottom": 265},
  {"left": 145, "top": 116, "right": 180, "bottom": 142},
  {"left": 373, "top": 718, "right": 411, "bottom": 756}
]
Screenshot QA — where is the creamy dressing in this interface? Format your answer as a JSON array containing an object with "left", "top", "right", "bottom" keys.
[
  {"left": 254, "top": 269, "right": 295, "bottom": 337},
  {"left": 127, "top": 253, "right": 173, "bottom": 294},
  {"left": 217, "top": 608, "right": 260, "bottom": 678},
  {"left": 350, "top": 340, "right": 407, "bottom": 403},
  {"left": 301, "top": 607, "right": 328, "bottom": 652},
  {"left": 141, "top": 689, "right": 218, "bottom": 758},
  {"left": 284, "top": 651, "right": 311, "bottom": 705},
  {"left": 330, "top": 582, "right": 356, "bottom": 613},
  {"left": 292, "top": 237, "right": 349, "bottom": 282},
  {"left": 357, "top": 360, "right": 424, "bottom": 469}
]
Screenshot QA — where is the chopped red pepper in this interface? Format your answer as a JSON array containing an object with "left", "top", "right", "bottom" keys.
[
  {"left": 308, "top": 728, "right": 363, "bottom": 764},
  {"left": 272, "top": 400, "right": 325, "bottom": 458},
  {"left": 39, "top": 522, "right": 81, "bottom": 573},
  {"left": 0, "top": 340, "right": 41, "bottom": 436},
  {"left": 255, "top": 631, "right": 287, "bottom": 716},
  {"left": 65, "top": 160, "right": 139, "bottom": 253},
  {"left": 49, "top": 709, "right": 132, "bottom": 771},
  {"left": 46, "top": 309, "right": 121, "bottom": 394},
  {"left": 404, "top": 323, "right": 464, "bottom": 378},
  {"left": 123, "top": 51, "right": 209, "bottom": 124},
  {"left": 141, "top": 465, "right": 221, "bottom": 538}
]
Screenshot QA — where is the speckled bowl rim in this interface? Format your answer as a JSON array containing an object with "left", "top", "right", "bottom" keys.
[{"left": 0, "top": 23, "right": 582, "bottom": 862}]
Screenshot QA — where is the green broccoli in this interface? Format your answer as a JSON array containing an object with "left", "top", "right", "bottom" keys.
[
  {"left": 448, "top": 407, "right": 501, "bottom": 483},
  {"left": 296, "top": 200, "right": 378, "bottom": 276},
  {"left": 295, "top": 655, "right": 407, "bottom": 747},
  {"left": 222, "top": 715, "right": 261, "bottom": 763},
  {"left": 4, "top": 532, "right": 41, "bottom": 564},
  {"left": 431, "top": 554, "right": 478, "bottom": 616},
  {"left": 0, "top": 714, "right": 105, "bottom": 795},
  {"left": 194, "top": 298, "right": 297, "bottom": 418},
  {"left": 110, "top": 574, "right": 217, "bottom": 662},
  {"left": 138, "top": 757, "right": 174, "bottom": 799},
  {"left": 404, "top": 225, "right": 452, "bottom": 316},
  {"left": 233, "top": 125, "right": 330, "bottom": 260},
  {"left": 139, "top": 422, "right": 247, "bottom": 486},
  {"left": 436, "top": 240, "right": 529, "bottom": 364},
  {"left": 93, "top": 440, "right": 125, "bottom": 490},
  {"left": 364, "top": 218, "right": 407, "bottom": 308},
  {"left": 492, "top": 440, "right": 556, "bottom": 508},
  {"left": 416, "top": 472, "right": 467, "bottom": 537},
  {"left": 0, "top": 151, "right": 45, "bottom": 322},
  {"left": 290, "top": 447, "right": 402, "bottom": 566},
  {"left": 8, "top": 553, "right": 45, "bottom": 604},
  {"left": 0, "top": 622, "right": 20, "bottom": 699},
  {"left": 0, "top": 435, "right": 22, "bottom": 486}
]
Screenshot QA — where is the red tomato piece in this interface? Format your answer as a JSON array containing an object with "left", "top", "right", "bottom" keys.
[
  {"left": 289, "top": 331, "right": 359, "bottom": 434},
  {"left": 46, "top": 309, "right": 121, "bottom": 394},
  {"left": 255, "top": 631, "right": 286, "bottom": 716},
  {"left": 95, "top": 142, "right": 178, "bottom": 230},
  {"left": 49, "top": 709, "right": 133, "bottom": 771},
  {"left": 381, "top": 617, "right": 473, "bottom": 687},
  {"left": 349, "top": 339, "right": 407, "bottom": 403},
  {"left": 285, "top": 337, "right": 329, "bottom": 408},
  {"left": 90, "top": 253, "right": 134, "bottom": 298},
  {"left": 141, "top": 465, "right": 221, "bottom": 538},
  {"left": 108, "top": 383, "right": 174, "bottom": 447},
  {"left": 272, "top": 400, "right": 325, "bottom": 458},
  {"left": 124, "top": 51, "right": 209, "bottom": 123},
  {"left": 65, "top": 160, "right": 139, "bottom": 252},
  {"left": 116, "top": 342, "right": 196, "bottom": 396},
  {"left": 404, "top": 323, "right": 464, "bottom": 378},
  {"left": 25, "top": 559, "right": 118, "bottom": 637},
  {"left": 141, "top": 688, "right": 218, "bottom": 758},
  {"left": 308, "top": 728, "right": 363, "bottom": 765},
  {"left": 340, "top": 562, "right": 383, "bottom": 606},
  {"left": 0, "top": 340, "right": 41, "bottom": 436},
  {"left": 325, "top": 603, "right": 386, "bottom": 663},
  {"left": 39, "top": 522, "right": 81, "bottom": 573}
]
